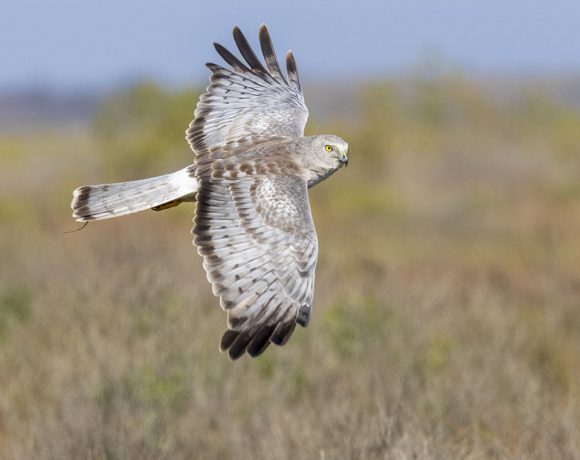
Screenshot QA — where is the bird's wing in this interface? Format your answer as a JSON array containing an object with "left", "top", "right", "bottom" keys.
[
  {"left": 193, "top": 171, "right": 317, "bottom": 360},
  {"left": 186, "top": 24, "right": 308, "bottom": 153}
]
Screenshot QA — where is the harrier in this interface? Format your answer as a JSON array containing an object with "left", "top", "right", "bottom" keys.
[{"left": 71, "top": 25, "right": 349, "bottom": 359}]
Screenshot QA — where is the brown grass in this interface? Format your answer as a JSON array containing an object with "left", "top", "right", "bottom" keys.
[{"left": 0, "top": 77, "right": 579, "bottom": 459}]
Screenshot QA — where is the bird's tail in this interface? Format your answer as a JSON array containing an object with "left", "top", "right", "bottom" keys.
[{"left": 71, "top": 166, "right": 199, "bottom": 222}]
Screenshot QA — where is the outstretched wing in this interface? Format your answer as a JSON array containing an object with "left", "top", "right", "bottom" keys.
[
  {"left": 193, "top": 173, "right": 317, "bottom": 360},
  {"left": 186, "top": 24, "right": 308, "bottom": 153}
]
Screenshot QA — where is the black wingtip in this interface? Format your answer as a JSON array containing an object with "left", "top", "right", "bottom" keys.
[
  {"left": 214, "top": 42, "right": 249, "bottom": 71},
  {"left": 258, "top": 23, "right": 287, "bottom": 84},
  {"left": 220, "top": 328, "right": 254, "bottom": 360},
  {"left": 228, "top": 331, "right": 253, "bottom": 360},
  {"left": 220, "top": 329, "right": 239, "bottom": 352},
  {"left": 296, "top": 305, "right": 311, "bottom": 327},
  {"left": 258, "top": 23, "right": 269, "bottom": 39},
  {"left": 285, "top": 50, "right": 301, "bottom": 91},
  {"left": 247, "top": 324, "right": 276, "bottom": 357},
  {"left": 232, "top": 25, "right": 268, "bottom": 75},
  {"left": 286, "top": 50, "right": 296, "bottom": 68},
  {"left": 232, "top": 26, "right": 245, "bottom": 47},
  {"left": 221, "top": 320, "right": 292, "bottom": 359},
  {"left": 271, "top": 321, "right": 296, "bottom": 346},
  {"left": 205, "top": 62, "right": 219, "bottom": 72}
]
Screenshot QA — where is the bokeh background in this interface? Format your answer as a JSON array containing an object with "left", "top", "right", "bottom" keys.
[{"left": 1, "top": 1, "right": 580, "bottom": 458}]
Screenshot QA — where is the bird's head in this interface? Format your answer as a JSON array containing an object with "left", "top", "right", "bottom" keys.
[
  {"left": 311, "top": 134, "right": 349, "bottom": 169},
  {"left": 292, "top": 134, "right": 349, "bottom": 187}
]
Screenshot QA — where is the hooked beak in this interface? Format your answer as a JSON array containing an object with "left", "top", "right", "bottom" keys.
[{"left": 339, "top": 152, "right": 349, "bottom": 167}]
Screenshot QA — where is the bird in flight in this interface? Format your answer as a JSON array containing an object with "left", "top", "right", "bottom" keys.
[{"left": 71, "top": 25, "right": 349, "bottom": 360}]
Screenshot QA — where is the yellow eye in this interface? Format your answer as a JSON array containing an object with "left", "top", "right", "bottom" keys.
[{"left": 325, "top": 145, "right": 333, "bottom": 152}]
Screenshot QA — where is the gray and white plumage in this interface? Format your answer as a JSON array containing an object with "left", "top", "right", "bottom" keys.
[{"left": 71, "top": 25, "right": 349, "bottom": 360}]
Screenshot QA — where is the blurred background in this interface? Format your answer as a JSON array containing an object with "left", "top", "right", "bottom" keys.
[{"left": 1, "top": 1, "right": 580, "bottom": 458}]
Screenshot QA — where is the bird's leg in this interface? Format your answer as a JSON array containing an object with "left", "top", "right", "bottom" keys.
[{"left": 151, "top": 199, "right": 183, "bottom": 211}]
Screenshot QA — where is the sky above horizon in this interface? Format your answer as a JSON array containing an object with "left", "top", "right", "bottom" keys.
[{"left": 2, "top": 0, "right": 580, "bottom": 91}]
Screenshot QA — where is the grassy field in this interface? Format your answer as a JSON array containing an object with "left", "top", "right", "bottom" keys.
[{"left": 1, "top": 77, "right": 579, "bottom": 459}]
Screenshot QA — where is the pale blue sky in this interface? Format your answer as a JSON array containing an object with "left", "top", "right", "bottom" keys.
[{"left": 2, "top": 0, "right": 580, "bottom": 90}]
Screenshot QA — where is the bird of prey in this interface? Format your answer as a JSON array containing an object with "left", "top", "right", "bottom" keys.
[{"left": 71, "top": 25, "right": 349, "bottom": 360}]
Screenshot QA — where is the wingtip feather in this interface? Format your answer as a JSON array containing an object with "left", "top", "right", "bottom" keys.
[
  {"left": 233, "top": 26, "right": 268, "bottom": 75},
  {"left": 220, "top": 329, "right": 239, "bottom": 352},
  {"left": 214, "top": 42, "right": 249, "bottom": 72},
  {"left": 259, "top": 23, "right": 287, "bottom": 84},
  {"left": 285, "top": 50, "right": 301, "bottom": 91},
  {"left": 271, "top": 321, "right": 296, "bottom": 346}
]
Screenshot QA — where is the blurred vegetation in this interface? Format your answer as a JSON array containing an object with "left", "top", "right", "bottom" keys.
[
  {"left": 1, "top": 73, "right": 580, "bottom": 459},
  {"left": 92, "top": 82, "right": 200, "bottom": 178}
]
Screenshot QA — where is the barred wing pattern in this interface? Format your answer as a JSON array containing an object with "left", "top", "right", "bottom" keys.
[
  {"left": 193, "top": 173, "right": 317, "bottom": 360},
  {"left": 186, "top": 25, "right": 308, "bottom": 152}
]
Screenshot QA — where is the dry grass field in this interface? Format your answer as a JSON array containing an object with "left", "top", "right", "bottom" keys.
[{"left": 1, "top": 77, "right": 579, "bottom": 459}]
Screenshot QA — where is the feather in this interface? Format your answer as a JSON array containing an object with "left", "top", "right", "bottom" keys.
[
  {"left": 270, "top": 321, "right": 296, "bottom": 346},
  {"left": 286, "top": 51, "right": 301, "bottom": 91},
  {"left": 227, "top": 331, "right": 254, "bottom": 360},
  {"left": 296, "top": 304, "right": 311, "bottom": 327},
  {"left": 233, "top": 27, "right": 269, "bottom": 75},
  {"left": 247, "top": 324, "right": 277, "bottom": 357},
  {"left": 259, "top": 24, "right": 287, "bottom": 84},
  {"left": 71, "top": 167, "right": 198, "bottom": 222},
  {"left": 213, "top": 43, "right": 250, "bottom": 73},
  {"left": 220, "top": 329, "right": 240, "bottom": 352}
]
